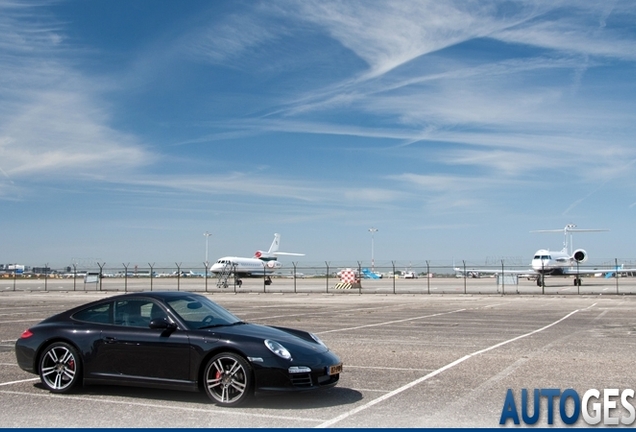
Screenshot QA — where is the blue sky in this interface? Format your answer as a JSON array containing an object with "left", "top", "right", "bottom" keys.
[{"left": 2, "top": 0, "right": 636, "bottom": 269}]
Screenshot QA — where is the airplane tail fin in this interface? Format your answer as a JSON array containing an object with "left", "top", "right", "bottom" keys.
[
  {"left": 605, "top": 264, "right": 624, "bottom": 278},
  {"left": 362, "top": 268, "right": 380, "bottom": 279},
  {"left": 255, "top": 233, "right": 304, "bottom": 258},
  {"left": 267, "top": 233, "right": 281, "bottom": 254}
]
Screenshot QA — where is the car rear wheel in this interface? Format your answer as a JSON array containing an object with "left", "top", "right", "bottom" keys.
[
  {"left": 39, "top": 342, "right": 81, "bottom": 393},
  {"left": 204, "top": 352, "right": 252, "bottom": 406}
]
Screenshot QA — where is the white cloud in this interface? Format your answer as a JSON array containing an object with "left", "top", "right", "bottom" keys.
[
  {"left": 293, "top": 0, "right": 538, "bottom": 79},
  {"left": 184, "top": 13, "right": 283, "bottom": 65},
  {"left": 491, "top": 2, "right": 636, "bottom": 60},
  {"left": 1, "top": 91, "right": 152, "bottom": 179},
  {"left": 0, "top": 1, "right": 154, "bottom": 190}
]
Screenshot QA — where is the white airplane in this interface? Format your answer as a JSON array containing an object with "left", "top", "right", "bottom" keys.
[
  {"left": 210, "top": 233, "right": 304, "bottom": 284},
  {"left": 456, "top": 224, "right": 636, "bottom": 286}
]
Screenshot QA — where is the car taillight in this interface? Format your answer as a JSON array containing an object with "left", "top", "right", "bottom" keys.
[{"left": 20, "top": 329, "right": 33, "bottom": 339}]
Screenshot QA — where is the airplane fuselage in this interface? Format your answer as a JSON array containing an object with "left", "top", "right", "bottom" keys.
[
  {"left": 210, "top": 256, "right": 281, "bottom": 276},
  {"left": 530, "top": 248, "right": 587, "bottom": 275}
]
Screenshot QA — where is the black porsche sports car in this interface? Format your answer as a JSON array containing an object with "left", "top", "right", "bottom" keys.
[{"left": 15, "top": 291, "right": 342, "bottom": 406}]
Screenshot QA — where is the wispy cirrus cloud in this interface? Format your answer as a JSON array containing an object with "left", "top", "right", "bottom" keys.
[
  {"left": 110, "top": 172, "right": 407, "bottom": 207},
  {"left": 289, "top": 0, "right": 540, "bottom": 79},
  {"left": 0, "top": 1, "right": 154, "bottom": 194},
  {"left": 182, "top": 10, "right": 285, "bottom": 67}
]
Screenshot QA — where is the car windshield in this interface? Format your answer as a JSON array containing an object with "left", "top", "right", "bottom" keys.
[{"left": 166, "top": 295, "right": 243, "bottom": 330}]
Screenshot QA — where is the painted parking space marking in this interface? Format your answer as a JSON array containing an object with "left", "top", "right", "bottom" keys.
[
  {"left": 0, "top": 378, "right": 39, "bottom": 387},
  {"left": 316, "top": 308, "right": 467, "bottom": 335},
  {"left": 0, "top": 389, "right": 327, "bottom": 423},
  {"left": 315, "top": 309, "right": 580, "bottom": 428}
]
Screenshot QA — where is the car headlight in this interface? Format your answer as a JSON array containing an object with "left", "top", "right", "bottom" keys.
[
  {"left": 309, "top": 332, "right": 326, "bottom": 347},
  {"left": 264, "top": 339, "right": 292, "bottom": 360}
]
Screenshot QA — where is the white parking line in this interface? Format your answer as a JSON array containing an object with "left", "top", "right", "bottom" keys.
[
  {"left": 345, "top": 365, "right": 432, "bottom": 372},
  {"left": 0, "top": 319, "right": 42, "bottom": 324},
  {"left": 0, "top": 389, "right": 326, "bottom": 423},
  {"left": 315, "top": 309, "right": 580, "bottom": 428},
  {"left": 0, "top": 378, "right": 39, "bottom": 387},
  {"left": 315, "top": 308, "right": 466, "bottom": 334},
  {"left": 253, "top": 304, "right": 413, "bottom": 321}
]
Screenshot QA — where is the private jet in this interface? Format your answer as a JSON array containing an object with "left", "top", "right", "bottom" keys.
[
  {"left": 456, "top": 224, "right": 636, "bottom": 286},
  {"left": 210, "top": 234, "right": 304, "bottom": 285}
]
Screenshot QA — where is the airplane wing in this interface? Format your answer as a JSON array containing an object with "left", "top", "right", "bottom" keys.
[
  {"left": 560, "top": 266, "right": 636, "bottom": 276},
  {"left": 455, "top": 266, "right": 636, "bottom": 277},
  {"left": 454, "top": 267, "right": 533, "bottom": 275}
]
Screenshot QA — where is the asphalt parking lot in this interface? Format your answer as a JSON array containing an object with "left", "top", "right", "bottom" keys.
[{"left": 2, "top": 285, "right": 636, "bottom": 427}]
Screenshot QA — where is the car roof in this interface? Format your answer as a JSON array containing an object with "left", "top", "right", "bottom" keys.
[{"left": 106, "top": 291, "right": 204, "bottom": 301}]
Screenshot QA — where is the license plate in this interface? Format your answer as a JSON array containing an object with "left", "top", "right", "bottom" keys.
[{"left": 329, "top": 363, "right": 343, "bottom": 375}]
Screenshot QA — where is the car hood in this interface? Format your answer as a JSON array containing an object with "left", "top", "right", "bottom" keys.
[{"left": 204, "top": 323, "right": 329, "bottom": 354}]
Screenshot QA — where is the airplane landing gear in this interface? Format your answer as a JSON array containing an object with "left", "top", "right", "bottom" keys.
[
  {"left": 574, "top": 277, "right": 582, "bottom": 286},
  {"left": 264, "top": 276, "right": 272, "bottom": 286}
]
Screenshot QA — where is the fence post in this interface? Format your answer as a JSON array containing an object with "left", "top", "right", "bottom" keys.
[
  {"left": 148, "top": 263, "right": 155, "bottom": 291},
  {"left": 44, "top": 263, "right": 49, "bottom": 292},
  {"left": 541, "top": 261, "right": 545, "bottom": 294},
  {"left": 426, "top": 260, "right": 430, "bottom": 294},
  {"left": 72, "top": 264, "right": 77, "bottom": 292},
  {"left": 615, "top": 258, "right": 619, "bottom": 294},
  {"left": 175, "top": 262, "right": 181, "bottom": 291},
  {"left": 263, "top": 266, "right": 267, "bottom": 293},
  {"left": 357, "top": 261, "right": 362, "bottom": 295},
  {"left": 98, "top": 262, "right": 105, "bottom": 291},
  {"left": 123, "top": 263, "right": 129, "bottom": 293},
  {"left": 293, "top": 262, "right": 297, "bottom": 294},
  {"left": 392, "top": 261, "right": 396, "bottom": 294},
  {"left": 462, "top": 260, "right": 466, "bottom": 294},
  {"left": 233, "top": 263, "right": 238, "bottom": 294},
  {"left": 501, "top": 260, "right": 504, "bottom": 295},
  {"left": 325, "top": 262, "right": 330, "bottom": 293},
  {"left": 204, "top": 262, "right": 209, "bottom": 292}
]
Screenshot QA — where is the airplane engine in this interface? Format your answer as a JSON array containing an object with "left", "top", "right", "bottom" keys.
[
  {"left": 573, "top": 249, "right": 587, "bottom": 263},
  {"left": 266, "top": 260, "right": 281, "bottom": 269}
]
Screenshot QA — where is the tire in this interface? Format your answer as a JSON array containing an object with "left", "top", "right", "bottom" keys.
[
  {"left": 203, "top": 352, "right": 252, "bottom": 407},
  {"left": 39, "top": 342, "right": 81, "bottom": 393}
]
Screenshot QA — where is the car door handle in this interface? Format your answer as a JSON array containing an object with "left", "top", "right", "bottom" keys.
[{"left": 103, "top": 336, "right": 117, "bottom": 344}]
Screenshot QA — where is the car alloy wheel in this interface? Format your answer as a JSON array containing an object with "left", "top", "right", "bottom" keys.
[
  {"left": 39, "top": 342, "right": 81, "bottom": 393},
  {"left": 204, "top": 353, "right": 252, "bottom": 406}
]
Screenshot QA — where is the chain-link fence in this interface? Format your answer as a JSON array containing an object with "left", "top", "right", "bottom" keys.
[{"left": 2, "top": 260, "right": 636, "bottom": 295}]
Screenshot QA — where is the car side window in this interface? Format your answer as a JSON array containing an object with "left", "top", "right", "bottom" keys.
[
  {"left": 168, "top": 299, "right": 210, "bottom": 324},
  {"left": 73, "top": 302, "right": 112, "bottom": 324},
  {"left": 114, "top": 299, "right": 163, "bottom": 328}
]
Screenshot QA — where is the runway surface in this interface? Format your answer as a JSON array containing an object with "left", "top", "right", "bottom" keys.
[{"left": 1, "top": 289, "right": 635, "bottom": 427}]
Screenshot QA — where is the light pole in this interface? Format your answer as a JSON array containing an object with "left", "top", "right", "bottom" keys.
[
  {"left": 368, "top": 227, "right": 378, "bottom": 272},
  {"left": 204, "top": 231, "right": 211, "bottom": 267}
]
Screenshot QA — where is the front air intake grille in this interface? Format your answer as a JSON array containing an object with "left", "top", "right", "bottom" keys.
[{"left": 290, "top": 373, "right": 312, "bottom": 387}]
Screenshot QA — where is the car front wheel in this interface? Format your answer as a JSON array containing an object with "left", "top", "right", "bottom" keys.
[
  {"left": 204, "top": 352, "right": 252, "bottom": 406},
  {"left": 39, "top": 342, "right": 81, "bottom": 393}
]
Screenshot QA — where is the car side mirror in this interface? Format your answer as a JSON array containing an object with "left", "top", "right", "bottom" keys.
[{"left": 149, "top": 318, "right": 177, "bottom": 330}]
